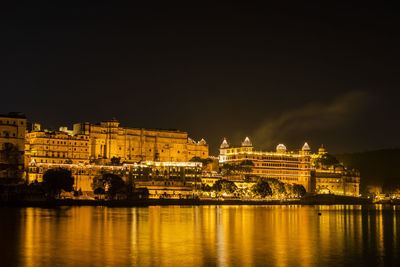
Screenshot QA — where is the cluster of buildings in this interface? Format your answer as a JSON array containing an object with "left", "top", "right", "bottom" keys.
[
  {"left": 0, "top": 112, "right": 360, "bottom": 198},
  {"left": 219, "top": 138, "right": 359, "bottom": 196}
]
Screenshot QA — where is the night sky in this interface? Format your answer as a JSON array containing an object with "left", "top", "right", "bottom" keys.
[{"left": 1, "top": 2, "right": 399, "bottom": 155}]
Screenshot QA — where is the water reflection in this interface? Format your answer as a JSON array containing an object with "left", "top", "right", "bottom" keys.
[{"left": 0, "top": 205, "right": 398, "bottom": 266}]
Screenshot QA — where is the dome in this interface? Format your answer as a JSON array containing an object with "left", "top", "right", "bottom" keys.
[
  {"left": 276, "top": 144, "right": 287, "bottom": 153},
  {"left": 220, "top": 138, "right": 229, "bottom": 148},
  {"left": 241, "top": 137, "right": 252, "bottom": 147},
  {"left": 198, "top": 138, "right": 207, "bottom": 145},
  {"left": 302, "top": 142, "right": 311, "bottom": 151},
  {"left": 318, "top": 144, "right": 327, "bottom": 154}
]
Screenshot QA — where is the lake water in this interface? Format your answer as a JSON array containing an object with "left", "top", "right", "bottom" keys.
[{"left": 0, "top": 205, "right": 399, "bottom": 267}]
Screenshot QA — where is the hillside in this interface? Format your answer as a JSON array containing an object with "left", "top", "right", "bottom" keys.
[{"left": 335, "top": 149, "right": 400, "bottom": 193}]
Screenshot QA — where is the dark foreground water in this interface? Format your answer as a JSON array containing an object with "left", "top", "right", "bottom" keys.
[{"left": 0, "top": 205, "right": 399, "bottom": 267}]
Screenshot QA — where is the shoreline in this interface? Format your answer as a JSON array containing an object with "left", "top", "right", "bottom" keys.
[{"left": 0, "top": 195, "right": 377, "bottom": 207}]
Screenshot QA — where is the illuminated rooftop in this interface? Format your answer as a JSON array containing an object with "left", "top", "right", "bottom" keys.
[
  {"left": 220, "top": 138, "right": 229, "bottom": 148},
  {"left": 241, "top": 137, "right": 252, "bottom": 147}
]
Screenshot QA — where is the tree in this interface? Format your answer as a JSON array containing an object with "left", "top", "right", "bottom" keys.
[
  {"left": 292, "top": 184, "right": 306, "bottom": 197},
  {"left": 201, "top": 184, "right": 212, "bottom": 192},
  {"left": 212, "top": 179, "right": 237, "bottom": 195},
  {"left": 110, "top": 157, "right": 121, "bottom": 166},
  {"left": 240, "top": 160, "right": 254, "bottom": 166},
  {"left": 267, "top": 178, "right": 287, "bottom": 198},
  {"left": 94, "top": 187, "right": 105, "bottom": 195},
  {"left": 220, "top": 164, "right": 235, "bottom": 176},
  {"left": 284, "top": 183, "right": 293, "bottom": 197},
  {"left": 1, "top": 143, "right": 20, "bottom": 165},
  {"left": 42, "top": 168, "right": 74, "bottom": 199},
  {"left": 92, "top": 173, "right": 126, "bottom": 200},
  {"left": 220, "top": 161, "right": 253, "bottom": 177},
  {"left": 136, "top": 188, "right": 149, "bottom": 199},
  {"left": 189, "top": 157, "right": 213, "bottom": 168},
  {"left": 251, "top": 179, "right": 272, "bottom": 198},
  {"left": 0, "top": 143, "right": 23, "bottom": 180},
  {"left": 315, "top": 154, "right": 339, "bottom": 168},
  {"left": 239, "top": 160, "right": 254, "bottom": 173}
]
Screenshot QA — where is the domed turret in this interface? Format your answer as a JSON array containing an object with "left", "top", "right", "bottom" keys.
[
  {"left": 318, "top": 144, "right": 327, "bottom": 155},
  {"left": 276, "top": 144, "right": 287, "bottom": 153},
  {"left": 241, "top": 137, "right": 252, "bottom": 147},
  {"left": 302, "top": 142, "right": 311, "bottom": 151},
  {"left": 220, "top": 138, "right": 229, "bottom": 149}
]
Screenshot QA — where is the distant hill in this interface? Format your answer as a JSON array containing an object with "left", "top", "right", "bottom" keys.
[{"left": 335, "top": 149, "right": 400, "bottom": 193}]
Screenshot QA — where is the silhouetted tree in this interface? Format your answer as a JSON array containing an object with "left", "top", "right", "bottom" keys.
[
  {"left": 92, "top": 173, "right": 126, "bottom": 200},
  {"left": 189, "top": 157, "right": 213, "bottom": 168},
  {"left": 267, "top": 178, "right": 287, "bottom": 197},
  {"left": 42, "top": 168, "right": 74, "bottom": 199},
  {"left": 315, "top": 154, "right": 339, "bottom": 168},
  {"left": 212, "top": 179, "right": 237, "bottom": 195},
  {"left": 201, "top": 184, "right": 213, "bottom": 192},
  {"left": 110, "top": 157, "right": 121, "bottom": 166},
  {"left": 220, "top": 161, "right": 253, "bottom": 176},
  {"left": 136, "top": 188, "right": 149, "bottom": 199},
  {"left": 94, "top": 187, "right": 105, "bottom": 195},
  {"left": 0, "top": 143, "right": 23, "bottom": 180},
  {"left": 293, "top": 184, "right": 306, "bottom": 197},
  {"left": 251, "top": 179, "right": 272, "bottom": 198}
]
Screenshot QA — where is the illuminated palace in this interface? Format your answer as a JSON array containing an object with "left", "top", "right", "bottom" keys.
[
  {"left": 219, "top": 137, "right": 360, "bottom": 196},
  {"left": 25, "top": 118, "right": 208, "bottom": 196},
  {"left": 73, "top": 119, "right": 208, "bottom": 163},
  {"left": 219, "top": 137, "right": 313, "bottom": 191},
  {"left": 3, "top": 111, "right": 360, "bottom": 198},
  {"left": 25, "top": 118, "right": 208, "bottom": 166}
]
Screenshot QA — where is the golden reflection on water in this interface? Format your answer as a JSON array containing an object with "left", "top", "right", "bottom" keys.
[{"left": 5, "top": 205, "right": 399, "bottom": 266}]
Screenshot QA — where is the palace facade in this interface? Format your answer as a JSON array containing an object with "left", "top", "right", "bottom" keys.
[
  {"left": 73, "top": 119, "right": 208, "bottom": 163},
  {"left": 219, "top": 137, "right": 360, "bottom": 196},
  {"left": 25, "top": 129, "right": 90, "bottom": 165},
  {"left": 219, "top": 137, "right": 313, "bottom": 192},
  {"left": 25, "top": 118, "right": 208, "bottom": 166},
  {"left": 23, "top": 118, "right": 207, "bottom": 198}
]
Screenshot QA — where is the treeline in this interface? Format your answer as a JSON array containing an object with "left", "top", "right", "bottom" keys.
[
  {"left": 91, "top": 173, "right": 148, "bottom": 200},
  {"left": 2, "top": 168, "right": 149, "bottom": 201},
  {"left": 201, "top": 178, "right": 306, "bottom": 199},
  {"left": 1, "top": 167, "right": 306, "bottom": 201}
]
